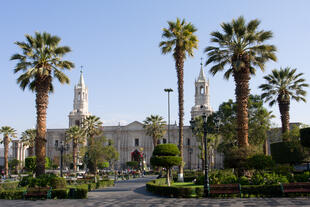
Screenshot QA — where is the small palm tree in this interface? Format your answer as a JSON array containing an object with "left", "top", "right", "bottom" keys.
[
  {"left": 0, "top": 126, "right": 17, "bottom": 176},
  {"left": 66, "top": 126, "right": 85, "bottom": 172},
  {"left": 205, "top": 16, "right": 276, "bottom": 147},
  {"left": 143, "top": 115, "right": 166, "bottom": 148},
  {"left": 11, "top": 32, "right": 74, "bottom": 176},
  {"left": 259, "top": 67, "right": 308, "bottom": 137},
  {"left": 21, "top": 129, "right": 36, "bottom": 157},
  {"left": 159, "top": 18, "right": 198, "bottom": 178},
  {"left": 81, "top": 115, "right": 103, "bottom": 174}
]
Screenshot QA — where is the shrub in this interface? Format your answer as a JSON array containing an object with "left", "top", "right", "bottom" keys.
[
  {"left": 126, "top": 161, "right": 139, "bottom": 169},
  {"left": 50, "top": 177, "right": 66, "bottom": 189},
  {"left": 25, "top": 157, "right": 52, "bottom": 172},
  {"left": 250, "top": 172, "right": 289, "bottom": 185},
  {"left": 51, "top": 189, "right": 68, "bottom": 199},
  {"left": 97, "top": 162, "right": 109, "bottom": 169},
  {"left": 294, "top": 171, "right": 310, "bottom": 182},
  {"left": 196, "top": 170, "right": 237, "bottom": 185},
  {"left": 0, "top": 189, "right": 25, "bottom": 199},
  {"left": 270, "top": 142, "right": 306, "bottom": 164},
  {"left": 247, "top": 154, "right": 275, "bottom": 171},
  {"left": 239, "top": 176, "right": 250, "bottom": 185},
  {"left": 19, "top": 176, "right": 32, "bottom": 187},
  {"left": 146, "top": 181, "right": 196, "bottom": 198},
  {"left": 68, "top": 185, "right": 88, "bottom": 199},
  {"left": 98, "top": 180, "right": 114, "bottom": 188},
  {"left": 300, "top": 127, "right": 310, "bottom": 148},
  {"left": 152, "top": 144, "right": 180, "bottom": 156},
  {"left": 0, "top": 182, "right": 19, "bottom": 190},
  {"left": 224, "top": 146, "right": 256, "bottom": 170}
]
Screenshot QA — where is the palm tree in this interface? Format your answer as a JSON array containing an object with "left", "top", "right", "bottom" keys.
[
  {"left": 205, "top": 16, "right": 276, "bottom": 147},
  {"left": 66, "top": 126, "right": 85, "bottom": 172},
  {"left": 159, "top": 18, "right": 198, "bottom": 179},
  {"left": 81, "top": 115, "right": 103, "bottom": 174},
  {"left": 143, "top": 115, "right": 166, "bottom": 148},
  {"left": 11, "top": 32, "right": 74, "bottom": 176},
  {"left": 0, "top": 126, "right": 17, "bottom": 176},
  {"left": 259, "top": 67, "right": 308, "bottom": 137},
  {"left": 21, "top": 129, "right": 36, "bottom": 156}
]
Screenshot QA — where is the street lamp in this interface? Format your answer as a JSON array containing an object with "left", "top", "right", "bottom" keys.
[
  {"left": 164, "top": 88, "right": 173, "bottom": 143},
  {"left": 190, "top": 114, "right": 220, "bottom": 197},
  {"left": 55, "top": 140, "right": 69, "bottom": 177}
]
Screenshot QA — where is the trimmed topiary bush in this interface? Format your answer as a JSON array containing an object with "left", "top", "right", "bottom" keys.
[
  {"left": 300, "top": 128, "right": 310, "bottom": 148},
  {"left": 150, "top": 144, "right": 181, "bottom": 186},
  {"left": 270, "top": 142, "right": 306, "bottom": 164},
  {"left": 51, "top": 189, "right": 68, "bottom": 199},
  {"left": 50, "top": 177, "right": 66, "bottom": 189}
]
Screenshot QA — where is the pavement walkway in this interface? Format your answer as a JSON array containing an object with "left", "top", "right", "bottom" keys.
[{"left": 0, "top": 176, "right": 310, "bottom": 207}]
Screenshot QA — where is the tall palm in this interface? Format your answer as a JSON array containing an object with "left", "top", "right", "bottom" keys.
[
  {"left": 21, "top": 129, "right": 36, "bottom": 157},
  {"left": 81, "top": 115, "right": 103, "bottom": 174},
  {"left": 0, "top": 126, "right": 17, "bottom": 176},
  {"left": 66, "top": 126, "right": 85, "bottom": 172},
  {"left": 205, "top": 16, "right": 276, "bottom": 147},
  {"left": 11, "top": 32, "right": 74, "bottom": 176},
  {"left": 259, "top": 67, "right": 308, "bottom": 137},
  {"left": 143, "top": 115, "right": 166, "bottom": 148},
  {"left": 159, "top": 18, "right": 198, "bottom": 178}
]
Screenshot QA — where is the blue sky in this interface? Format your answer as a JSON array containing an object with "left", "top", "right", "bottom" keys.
[{"left": 1, "top": 0, "right": 310, "bottom": 136}]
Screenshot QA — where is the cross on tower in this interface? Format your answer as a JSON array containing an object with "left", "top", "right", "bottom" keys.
[{"left": 80, "top": 66, "right": 83, "bottom": 73}]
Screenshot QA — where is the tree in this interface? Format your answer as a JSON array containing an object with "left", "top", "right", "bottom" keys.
[
  {"left": 85, "top": 136, "right": 107, "bottom": 174},
  {"left": 8, "top": 159, "right": 20, "bottom": 173},
  {"left": 103, "top": 142, "right": 119, "bottom": 170},
  {"left": 81, "top": 115, "right": 103, "bottom": 174},
  {"left": 150, "top": 144, "right": 182, "bottom": 186},
  {"left": 143, "top": 115, "right": 166, "bottom": 148},
  {"left": 159, "top": 18, "right": 198, "bottom": 179},
  {"left": 0, "top": 126, "right": 17, "bottom": 176},
  {"left": 215, "top": 95, "right": 273, "bottom": 154},
  {"left": 205, "top": 16, "right": 276, "bottom": 148},
  {"left": 11, "top": 32, "right": 74, "bottom": 176},
  {"left": 21, "top": 129, "right": 36, "bottom": 157},
  {"left": 259, "top": 67, "right": 308, "bottom": 137},
  {"left": 66, "top": 126, "right": 85, "bottom": 172}
]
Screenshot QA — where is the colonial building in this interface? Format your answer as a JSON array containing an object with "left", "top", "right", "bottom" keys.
[{"left": 12, "top": 65, "right": 224, "bottom": 170}]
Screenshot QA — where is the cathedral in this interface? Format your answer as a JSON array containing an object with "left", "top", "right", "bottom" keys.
[{"left": 12, "top": 64, "right": 223, "bottom": 170}]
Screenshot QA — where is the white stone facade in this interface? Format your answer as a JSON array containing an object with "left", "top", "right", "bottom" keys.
[{"left": 12, "top": 65, "right": 224, "bottom": 170}]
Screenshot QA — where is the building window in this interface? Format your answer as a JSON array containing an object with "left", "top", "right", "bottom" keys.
[
  {"left": 187, "top": 138, "right": 190, "bottom": 146},
  {"left": 200, "top": 86, "right": 204, "bottom": 94},
  {"left": 163, "top": 138, "right": 167, "bottom": 144},
  {"left": 135, "top": 138, "right": 139, "bottom": 146},
  {"left": 75, "top": 120, "right": 80, "bottom": 126},
  {"left": 78, "top": 92, "right": 81, "bottom": 101},
  {"left": 55, "top": 140, "right": 59, "bottom": 147}
]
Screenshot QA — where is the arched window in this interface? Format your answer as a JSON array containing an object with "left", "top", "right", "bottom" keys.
[
  {"left": 78, "top": 92, "right": 81, "bottom": 101},
  {"left": 200, "top": 86, "right": 204, "bottom": 94}
]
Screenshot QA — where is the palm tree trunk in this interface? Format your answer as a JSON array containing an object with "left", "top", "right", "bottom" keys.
[
  {"left": 279, "top": 100, "right": 290, "bottom": 139},
  {"left": 4, "top": 135, "right": 9, "bottom": 176},
  {"left": 233, "top": 68, "right": 250, "bottom": 148},
  {"left": 153, "top": 137, "right": 157, "bottom": 148},
  {"left": 35, "top": 80, "right": 50, "bottom": 176},
  {"left": 175, "top": 49, "right": 185, "bottom": 181},
  {"left": 263, "top": 139, "right": 268, "bottom": 155},
  {"left": 73, "top": 141, "right": 77, "bottom": 172}
]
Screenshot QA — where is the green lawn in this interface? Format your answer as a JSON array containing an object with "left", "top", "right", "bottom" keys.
[{"left": 172, "top": 182, "right": 203, "bottom": 188}]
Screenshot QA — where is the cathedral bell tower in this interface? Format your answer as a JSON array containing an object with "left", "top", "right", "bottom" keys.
[
  {"left": 191, "top": 61, "right": 213, "bottom": 119},
  {"left": 68, "top": 68, "right": 91, "bottom": 127}
]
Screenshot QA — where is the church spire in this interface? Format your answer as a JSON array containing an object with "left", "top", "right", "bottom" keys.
[
  {"left": 78, "top": 66, "right": 85, "bottom": 87},
  {"left": 197, "top": 58, "right": 206, "bottom": 82}
]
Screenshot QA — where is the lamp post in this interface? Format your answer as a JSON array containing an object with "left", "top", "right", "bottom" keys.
[
  {"left": 55, "top": 140, "right": 69, "bottom": 177},
  {"left": 164, "top": 88, "right": 173, "bottom": 143}
]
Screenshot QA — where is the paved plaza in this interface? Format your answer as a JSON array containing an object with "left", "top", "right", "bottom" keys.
[{"left": 0, "top": 176, "right": 310, "bottom": 207}]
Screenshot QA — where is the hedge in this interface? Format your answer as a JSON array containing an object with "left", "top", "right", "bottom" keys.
[
  {"left": 52, "top": 188, "right": 68, "bottom": 199},
  {"left": 147, "top": 179, "right": 310, "bottom": 198},
  {"left": 0, "top": 189, "right": 25, "bottom": 200},
  {"left": 0, "top": 182, "right": 19, "bottom": 190}
]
